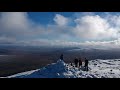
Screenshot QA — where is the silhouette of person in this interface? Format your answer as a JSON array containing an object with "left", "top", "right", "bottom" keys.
[
  {"left": 60, "top": 54, "right": 63, "bottom": 60},
  {"left": 74, "top": 57, "right": 78, "bottom": 67},
  {"left": 79, "top": 58, "right": 82, "bottom": 68},
  {"left": 70, "top": 61, "right": 73, "bottom": 66},
  {"left": 84, "top": 58, "right": 88, "bottom": 71}
]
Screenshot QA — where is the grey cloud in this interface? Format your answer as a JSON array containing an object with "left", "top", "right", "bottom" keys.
[
  {"left": 1, "top": 12, "right": 120, "bottom": 49},
  {"left": 73, "top": 15, "right": 118, "bottom": 40},
  {"left": 0, "top": 12, "right": 49, "bottom": 40}
]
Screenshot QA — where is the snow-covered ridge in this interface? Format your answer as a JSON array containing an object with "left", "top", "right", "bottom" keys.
[{"left": 6, "top": 59, "right": 120, "bottom": 78}]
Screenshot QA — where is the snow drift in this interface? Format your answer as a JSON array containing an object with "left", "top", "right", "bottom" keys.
[{"left": 7, "top": 59, "right": 120, "bottom": 78}]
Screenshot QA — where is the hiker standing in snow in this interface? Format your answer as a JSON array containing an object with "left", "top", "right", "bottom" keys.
[
  {"left": 70, "top": 61, "right": 73, "bottom": 66},
  {"left": 84, "top": 58, "right": 89, "bottom": 71},
  {"left": 60, "top": 54, "right": 63, "bottom": 60},
  {"left": 79, "top": 58, "right": 82, "bottom": 68},
  {"left": 74, "top": 58, "right": 79, "bottom": 67}
]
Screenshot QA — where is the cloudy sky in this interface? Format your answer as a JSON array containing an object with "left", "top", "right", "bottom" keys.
[{"left": 0, "top": 12, "right": 120, "bottom": 49}]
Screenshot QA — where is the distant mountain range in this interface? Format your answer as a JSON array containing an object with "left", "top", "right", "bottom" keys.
[{"left": 0, "top": 45, "right": 120, "bottom": 60}]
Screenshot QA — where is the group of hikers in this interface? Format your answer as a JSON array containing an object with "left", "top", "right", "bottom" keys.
[
  {"left": 73, "top": 57, "right": 88, "bottom": 71},
  {"left": 60, "top": 54, "right": 89, "bottom": 71}
]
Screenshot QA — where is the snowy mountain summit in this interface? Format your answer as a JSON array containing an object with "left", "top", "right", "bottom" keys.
[{"left": 7, "top": 59, "right": 120, "bottom": 78}]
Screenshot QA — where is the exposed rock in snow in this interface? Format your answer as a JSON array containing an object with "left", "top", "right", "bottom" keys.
[{"left": 6, "top": 59, "right": 120, "bottom": 78}]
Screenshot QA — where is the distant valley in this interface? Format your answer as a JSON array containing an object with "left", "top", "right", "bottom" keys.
[{"left": 0, "top": 45, "right": 120, "bottom": 76}]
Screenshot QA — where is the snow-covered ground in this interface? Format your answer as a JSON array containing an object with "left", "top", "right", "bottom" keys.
[{"left": 6, "top": 59, "right": 120, "bottom": 78}]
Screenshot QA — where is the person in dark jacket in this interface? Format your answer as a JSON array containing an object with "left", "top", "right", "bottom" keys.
[
  {"left": 70, "top": 62, "right": 73, "bottom": 66},
  {"left": 60, "top": 54, "right": 63, "bottom": 60},
  {"left": 74, "top": 57, "right": 79, "bottom": 67},
  {"left": 84, "top": 58, "right": 89, "bottom": 71},
  {"left": 79, "top": 58, "right": 82, "bottom": 68}
]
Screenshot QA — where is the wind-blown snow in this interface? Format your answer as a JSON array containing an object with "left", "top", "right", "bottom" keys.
[{"left": 6, "top": 59, "right": 120, "bottom": 78}]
